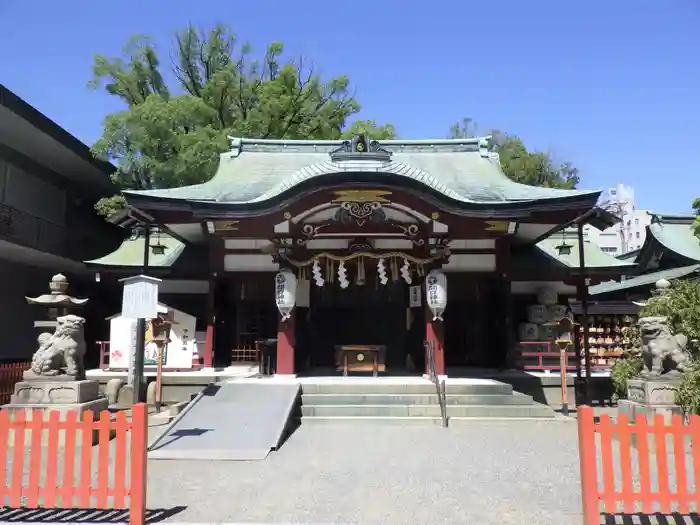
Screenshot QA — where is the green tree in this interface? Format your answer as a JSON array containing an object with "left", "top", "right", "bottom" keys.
[
  {"left": 449, "top": 118, "right": 580, "bottom": 188},
  {"left": 692, "top": 197, "right": 700, "bottom": 238},
  {"left": 342, "top": 119, "right": 397, "bottom": 140},
  {"left": 91, "top": 26, "right": 393, "bottom": 217}
]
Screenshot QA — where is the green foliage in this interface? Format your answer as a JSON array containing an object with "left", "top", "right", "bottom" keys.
[
  {"left": 635, "top": 280, "right": 700, "bottom": 356},
  {"left": 627, "top": 280, "right": 700, "bottom": 414},
  {"left": 678, "top": 362, "right": 700, "bottom": 415},
  {"left": 342, "top": 120, "right": 397, "bottom": 140},
  {"left": 94, "top": 194, "right": 127, "bottom": 218},
  {"left": 693, "top": 197, "right": 700, "bottom": 239},
  {"left": 449, "top": 118, "right": 580, "bottom": 189},
  {"left": 91, "top": 25, "right": 394, "bottom": 218},
  {"left": 610, "top": 356, "right": 643, "bottom": 400}
]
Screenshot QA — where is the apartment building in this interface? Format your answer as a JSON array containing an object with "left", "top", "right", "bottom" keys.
[{"left": 0, "top": 84, "right": 122, "bottom": 358}]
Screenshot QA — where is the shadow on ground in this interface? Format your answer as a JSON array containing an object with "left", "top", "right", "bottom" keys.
[
  {"left": 0, "top": 506, "right": 186, "bottom": 523},
  {"left": 603, "top": 513, "right": 700, "bottom": 524}
]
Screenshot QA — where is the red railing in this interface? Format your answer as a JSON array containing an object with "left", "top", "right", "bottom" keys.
[
  {"left": 517, "top": 341, "right": 576, "bottom": 371},
  {"left": 578, "top": 406, "right": 700, "bottom": 524},
  {"left": 0, "top": 361, "right": 30, "bottom": 405},
  {"left": 0, "top": 404, "right": 148, "bottom": 524},
  {"left": 517, "top": 341, "right": 614, "bottom": 372},
  {"left": 97, "top": 341, "right": 110, "bottom": 369}
]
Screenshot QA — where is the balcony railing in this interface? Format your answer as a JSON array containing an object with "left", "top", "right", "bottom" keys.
[{"left": 0, "top": 203, "right": 67, "bottom": 255}]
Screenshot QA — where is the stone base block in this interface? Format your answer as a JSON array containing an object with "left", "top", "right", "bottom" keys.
[
  {"left": 618, "top": 399, "right": 683, "bottom": 424},
  {"left": 1, "top": 397, "right": 111, "bottom": 446},
  {"left": 11, "top": 379, "right": 101, "bottom": 405},
  {"left": 627, "top": 378, "right": 680, "bottom": 406}
]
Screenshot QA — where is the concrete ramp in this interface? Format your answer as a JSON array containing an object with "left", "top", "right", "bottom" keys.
[{"left": 149, "top": 382, "right": 300, "bottom": 460}]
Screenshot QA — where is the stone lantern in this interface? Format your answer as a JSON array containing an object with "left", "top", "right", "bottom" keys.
[{"left": 25, "top": 274, "right": 88, "bottom": 340}]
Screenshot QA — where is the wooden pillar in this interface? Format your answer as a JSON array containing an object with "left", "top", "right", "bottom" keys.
[
  {"left": 425, "top": 307, "right": 445, "bottom": 376},
  {"left": 203, "top": 275, "right": 216, "bottom": 368},
  {"left": 497, "top": 238, "right": 515, "bottom": 369},
  {"left": 276, "top": 310, "right": 296, "bottom": 375},
  {"left": 503, "top": 275, "right": 516, "bottom": 369}
]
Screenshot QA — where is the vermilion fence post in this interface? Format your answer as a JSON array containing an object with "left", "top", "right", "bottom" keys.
[
  {"left": 130, "top": 403, "right": 148, "bottom": 525},
  {"left": 0, "top": 410, "right": 9, "bottom": 506},
  {"left": 577, "top": 406, "right": 599, "bottom": 525}
]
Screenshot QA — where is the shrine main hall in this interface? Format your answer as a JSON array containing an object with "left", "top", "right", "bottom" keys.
[{"left": 88, "top": 135, "right": 629, "bottom": 377}]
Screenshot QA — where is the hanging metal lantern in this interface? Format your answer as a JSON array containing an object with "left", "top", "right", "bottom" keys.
[
  {"left": 274, "top": 270, "right": 297, "bottom": 321},
  {"left": 425, "top": 269, "right": 447, "bottom": 321}
]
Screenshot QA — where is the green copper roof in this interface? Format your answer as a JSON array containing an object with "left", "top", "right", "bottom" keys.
[
  {"left": 644, "top": 214, "right": 700, "bottom": 263},
  {"left": 85, "top": 235, "right": 185, "bottom": 268},
  {"left": 590, "top": 263, "right": 700, "bottom": 296},
  {"left": 124, "top": 137, "right": 600, "bottom": 207},
  {"left": 535, "top": 230, "right": 635, "bottom": 269}
]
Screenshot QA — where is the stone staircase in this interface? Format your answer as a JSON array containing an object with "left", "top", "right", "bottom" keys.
[{"left": 300, "top": 379, "right": 557, "bottom": 425}]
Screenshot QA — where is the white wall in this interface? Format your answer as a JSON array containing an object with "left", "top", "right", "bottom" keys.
[{"left": 586, "top": 184, "right": 651, "bottom": 255}]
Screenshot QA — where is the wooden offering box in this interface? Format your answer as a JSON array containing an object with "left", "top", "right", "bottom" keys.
[{"left": 335, "top": 345, "right": 387, "bottom": 377}]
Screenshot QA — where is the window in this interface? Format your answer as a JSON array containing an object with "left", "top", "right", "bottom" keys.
[
  {"left": 601, "top": 247, "right": 618, "bottom": 253},
  {"left": 636, "top": 232, "right": 640, "bottom": 239},
  {"left": 627, "top": 220, "right": 631, "bottom": 226},
  {"left": 635, "top": 218, "right": 639, "bottom": 225}
]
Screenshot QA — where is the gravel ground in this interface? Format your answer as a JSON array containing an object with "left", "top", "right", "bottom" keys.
[{"left": 146, "top": 420, "right": 584, "bottom": 525}]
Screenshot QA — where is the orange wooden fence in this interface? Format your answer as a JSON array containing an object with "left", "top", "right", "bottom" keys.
[
  {"left": 0, "top": 404, "right": 148, "bottom": 525},
  {"left": 578, "top": 405, "right": 700, "bottom": 524},
  {"left": 0, "top": 361, "right": 29, "bottom": 405}
]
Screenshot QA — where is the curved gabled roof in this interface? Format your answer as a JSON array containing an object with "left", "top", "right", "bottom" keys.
[
  {"left": 644, "top": 215, "right": 700, "bottom": 263},
  {"left": 634, "top": 214, "right": 700, "bottom": 270},
  {"left": 124, "top": 137, "right": 599, "bottom": 210}
]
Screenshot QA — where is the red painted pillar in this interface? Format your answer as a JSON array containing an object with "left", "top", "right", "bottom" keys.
[
  {"left": 276, "top": 310, "right": 296, "bottom": 375},
  {"left": 425, "top": 307, "right": 445, "bottom": 376},
  {"left": 203, "top": 277, "right": 215, "bottom": 368}
]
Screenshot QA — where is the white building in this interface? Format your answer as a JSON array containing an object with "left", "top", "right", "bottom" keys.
[{"left": 584, "top": 184, "right": 651, "bottom": 255}]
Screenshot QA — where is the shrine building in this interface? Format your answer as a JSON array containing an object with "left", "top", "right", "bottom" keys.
[{"left": 87, "top": 135, "right": 632, "bottom": 377}]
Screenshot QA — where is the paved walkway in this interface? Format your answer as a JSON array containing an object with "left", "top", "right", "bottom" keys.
[{"left": 146, "top": 420, "right": 583, "bottom": 525}]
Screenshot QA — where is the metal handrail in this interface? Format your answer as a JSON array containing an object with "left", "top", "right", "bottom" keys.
[{"left": 425, "top": 340, "right": 448, "bottom": 428}]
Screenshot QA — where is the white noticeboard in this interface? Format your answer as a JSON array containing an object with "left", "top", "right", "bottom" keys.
[
  {"left": 119, "top": 275, "right": 162, "bottom": 319},
  {"left": 107, "top": 303, "right": 199, "bottom": 374}
]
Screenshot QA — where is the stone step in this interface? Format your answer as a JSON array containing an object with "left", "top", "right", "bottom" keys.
[
  {"left": 302, "top": 416, "right": 445, "bottom": 426},
  {"left": 301, "top": 392, "right": 534, "bottom": 406},
  {"left": 300, "top": 382, "right": 513, "bottom": 396},
  {"left": 301, "top": 404, "right": 555, "bottom": 418}
]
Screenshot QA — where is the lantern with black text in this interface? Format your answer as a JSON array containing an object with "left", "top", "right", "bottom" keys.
[
  {"left": 425, "top": 269, "right": 447, "bottom": 321},
  {"left": 275, "top": 270, "right": 297, "bottom": 321}
]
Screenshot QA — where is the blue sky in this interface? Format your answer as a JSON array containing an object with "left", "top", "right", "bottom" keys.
[{"left": 1, "top": 0, "right": 698, "bottom": 213}]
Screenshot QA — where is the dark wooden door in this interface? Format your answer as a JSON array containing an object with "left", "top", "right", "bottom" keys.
[{"left": 308, "top": 281, "right": 408, "bottom": 371}]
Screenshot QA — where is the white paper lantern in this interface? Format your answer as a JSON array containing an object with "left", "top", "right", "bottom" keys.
[
  {"left": 425, "top": 269, "right": 447, "bottom": 321},
  {"left": 274, "top": 270, "right": 297, "bottom": 321}
]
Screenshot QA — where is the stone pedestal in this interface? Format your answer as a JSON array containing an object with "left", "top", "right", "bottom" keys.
[
  {"left": 4, "top": 377, "right": 108, "bottom": 419},
  {"left": 618, "top": 378, "right": 683, "bottom": 424},
  {"left": 1, "top": 377, "right": 110, "bottom": 446}
]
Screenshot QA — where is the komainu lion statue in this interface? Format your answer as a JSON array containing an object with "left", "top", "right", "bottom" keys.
[
  {"left": 29, "top": 314, "right": 86, "bottom": 380},
  {"left": 638, "top": 316, "right": 692, "bottom": 379}
]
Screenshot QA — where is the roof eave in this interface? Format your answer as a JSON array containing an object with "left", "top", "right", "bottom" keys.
[
  {"left": 123, "top": 181, "right": 600, "bottom": 221},
  {"left": 0, "top": 83, "right": 117, "bottom": 185}
]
